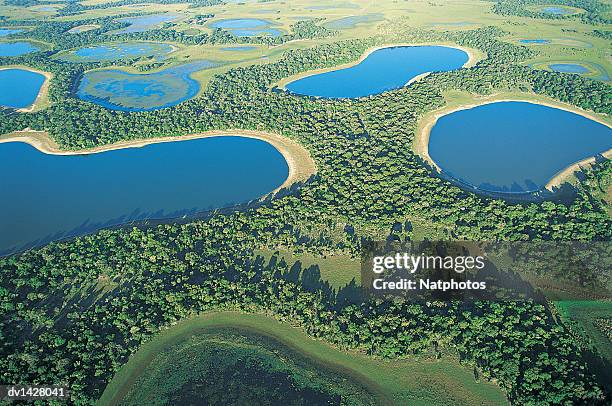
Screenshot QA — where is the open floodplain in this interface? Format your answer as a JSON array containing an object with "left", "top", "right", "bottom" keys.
[{"left": 0, "top": 0, "right": 611, "bottom": 404}]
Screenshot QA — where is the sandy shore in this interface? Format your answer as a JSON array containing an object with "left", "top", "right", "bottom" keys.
[
  {"left": 415, "top": 94, "right": 612, "bottom": 192},
  {"left": 0, "top": 129, "right": 317, "bottom": 191},
  {"left": 0, "top": 66, "right": 53, "bottom": 112},
  {"left": 275, "top": 42, "right": 480, "bottom": 91}
]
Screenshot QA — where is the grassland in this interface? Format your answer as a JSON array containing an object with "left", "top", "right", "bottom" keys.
[{"left": 98, "top": 311, "right": 508, "bottom": 406}]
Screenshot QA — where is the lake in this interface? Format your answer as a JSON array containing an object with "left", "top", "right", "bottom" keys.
[
  {"left": 550, "top": 63, "right": 589, "bottom": 74},
  {"left": 209, "top": 18, "right": 282, "bottom": 37},
  {"left": 0, "top": 69, "right": 45, "bottom": 108},
  {"left": 520, "top": 39, "right": 550, "bottom": 44},
  {"left": 0, "top": 136, "right": 289, "bottom": 255},
  {"left": 77, "top": 60, "right": 215, "bottom": 111},
  {"left": 0, "top": 29, "right": 22, "bottom": 36},
  {"left": 0, "top": 41, "right": 39, "bottom": 56},
  {"left": 114, "top": 14, "right": 180, "bottom": 34},
  {"left": 220, "top": 46, "right": 257, "bottom": 51},
  {"left": 285, "top": 45, "right": 469, "bottom": 98},
  {"left": 58, "top": 42, "right": 175, "bottom": 63},
  {"left": 428, "top": 101, "right": 612, "bottom": 194},
  {"left": 542, "top": 6, "right": 575, "bottom": 15}
]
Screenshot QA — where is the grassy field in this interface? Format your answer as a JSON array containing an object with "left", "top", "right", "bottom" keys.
[{"left": 98, "top": 311, "right": 508, "bottom": 406}]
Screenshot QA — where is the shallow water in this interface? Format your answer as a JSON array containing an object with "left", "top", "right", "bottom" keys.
[
  {"left": 520, "top": 39, "right": 550, "bottom": 44},
  {"left": 428, "top": 101, "right": 612, "bottom": 194},
  {"left": 0, "top": 41, "right": 39, "bottom": 56},
  {"left": 114, "top": 14, "right": 179, "bottom": 34},
  {"left": 59, "top": 42, "right": 174, "bottom": 63},
  {"left": 550, "top": 63, "right": 589, "bottom": 74},
  {"left": 0, "top": 69, "right": 45, "bottom": 108},
  {"left": 0, "top": 29, "right": 22, "bottom": 36},
  {"left": 285, "top": 45, "right": 468, "bottom": 98},
  {"left": 220, "top": 46, "right": 257, "bottom": 51},
  {"left": 0, "top": 136, "right": 289, "bottom": 255},
  {"left": 77, "top": 60, "right": 215, "bottom": 111},
  {"left": 542, "top": 6, "right": 574, "bottom": 15}
]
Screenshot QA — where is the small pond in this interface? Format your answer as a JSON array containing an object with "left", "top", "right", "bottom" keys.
[{"left": 0, "top": 41, "right": 39, "bottom": 56}]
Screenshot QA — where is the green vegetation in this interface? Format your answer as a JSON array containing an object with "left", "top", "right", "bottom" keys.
[
  {"left": 100, "top": 312, "right": 507, "bottom": 406},
  {"left": 0, "top": 0, "right": 610, "bottom": 405}
]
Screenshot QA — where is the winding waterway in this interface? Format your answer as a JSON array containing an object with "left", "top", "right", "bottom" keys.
[
  {"left": 0, "top": 136, "right": 289, "bottom": 255},
  {"left": 427, "top": 101, "right": 612, "bottom": 194},
  {"left": 284, "top": 45, "right": 469, "bottom": 98}
]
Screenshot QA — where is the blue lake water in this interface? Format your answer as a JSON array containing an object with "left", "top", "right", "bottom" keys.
[
  {"left": 428, "top": 101, "right": 612, "bottom": 194},
  {"left": 0, "top": 69, "right": 45, "bottom": 108},
  {"left": 285, "top": 45, "right": 469, "bottom": 98},
  {"left": 209, "top": 18, "right": 282, "bottom": 37},
  {"left": 550, "top": 63, "right": 589, "bottom": 74},
  {"left": 59, "top": 42, "right": 174, "bottom": 62},
  {"left": 520, "top": 39, "right": 550, "bottom": 44},
  {"left": 323, "top": 14, "right": 383, "bottom": 29},
  {"left": 115, "top": 14, "right": 179, "bottom": 34},
  {"left": 0, "top": 41, "right": 39, "bottom": 56},
  {"left": 77, "top": 60, "right": 215, "bottom": 111},
  {"left": 542, "top": 6, "right": 574, "bottom": 15},
  {"left": 221, "top": 46, "right": 257, "bottom": 51},
  {"left": 0, "top": 29, "right": 22, "bottom": 36},
  {"left": 0, "top": 136, "right": 288, "bottom": 255}
]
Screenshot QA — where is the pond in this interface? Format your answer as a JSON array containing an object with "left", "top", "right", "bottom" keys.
[
  {"left": 58, "top": 42, "right": 175, "bottom": 63},
  {"left": 114, "top": 14, "right": 180, "bottom": 34},
  {"left": 220, "top": 46, "right": 257, "bottom": 51},
  {"left": 520, "top": 39, "right": 550, "bottom": 44},
  {"left": 0, "top": 41, "right": 39, "bottom": 56},
  {"left": 542, "top": 6, "right": 575, "bottom": 15},
  {"left": 0, "top": 68, "right": 45, "bottom": 109},
  {"left": 0, "top": 29, "right": 22, "bottom": 36},
  {"left": 0, "top": 136, "right": 289, "bottom": 255},
  {"left": 323, "top": 14, "right": 383, "bottom": 29},
  {"left": 76, "top": 60, "right": 216, "bottom": 111},
  {"left": 427, "top": 101, "right": 612, "bottom": 194},
  {"left": 550, "top": 63, "right": 589, "bottom": 74},
  {"left": 284, "top": 45, "right": 469, "bottom": 98},
  {"left": 209, "top": 18, "right": 282, "bottom": 37}
]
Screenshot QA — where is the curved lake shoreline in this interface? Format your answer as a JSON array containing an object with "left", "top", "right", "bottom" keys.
[
  {"left": 276, "top": 43, "right": 480, "bottom": 92},
  {"left": 0, "top": 129, "right": 316, "bottom": 191},
  {"left": 98, "top": 311, "right": 507, "bottom": 406},
  {"left": 416, "top": 97, "right": 612, "bottom": 194},
  {"left": 0, "top": 66, "right": 52, "bottom": 112}
]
